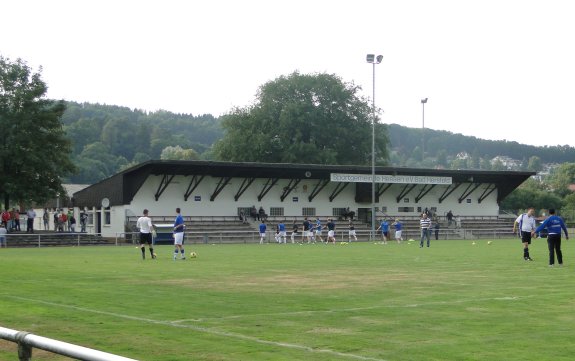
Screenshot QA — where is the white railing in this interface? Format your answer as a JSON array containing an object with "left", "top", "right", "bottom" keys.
[
  {"left": 0, "top": 325, "right": 138, "bottom": 361},
  {"left": 1, "top": 232, "right": 106, "bottom": 248}
]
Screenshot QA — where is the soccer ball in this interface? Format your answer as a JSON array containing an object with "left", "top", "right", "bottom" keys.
[
  {"left": 190, "top": 251, "right": 197, "bottom": 258},
  {"left": 487, "top": 241, "right": 493, "bottom": 245}
]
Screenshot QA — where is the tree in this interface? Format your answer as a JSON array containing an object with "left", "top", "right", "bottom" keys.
[
  {"left": 213, "top": 72, "right": 388, "bottom": 165},
  {"left": 527, "top": 156, "right": 542, "bottom": 172},
  {"left": 160, "top": 146, "right": 199, "bottom": 160},
  {"left": 0, "top": 56, "right": 75, "bottom": 208},
  {"left": 548, "top": 163, "right": 575, "bottom": 197}
]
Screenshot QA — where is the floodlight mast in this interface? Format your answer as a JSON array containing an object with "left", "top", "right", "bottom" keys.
[{"left": 366, "top": 53, "right": 383, "bottom": 239}]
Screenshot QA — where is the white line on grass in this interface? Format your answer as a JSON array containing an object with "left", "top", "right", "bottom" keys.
[
  {"left": 6, "top": 295, "right": 387, "bottom": 361},
  {"left": 171, "top": 295, "right": 531, "bottom": 323}
]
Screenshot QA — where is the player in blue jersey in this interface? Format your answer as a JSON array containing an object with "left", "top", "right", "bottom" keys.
[
  {"left": 392, "top": 219, "right": 403, "bottom": 243},
  {"left": 314, "top": 218, "right": 324, "bottom": 243},
  {"left": 376, "top": 219, "right": 389, "bottom": 244},
  {"left": 303, "top": 217, "right": 312, "bottom": 243},
  {"left": 259, "top": 220, "right": 267, "bottom": 244},
  {"left": 533, "top": 209, "right": 569, "bottom": 267},
  {"left": 326, "top": 218, "right": 336, "bottom": 244},
  {"left": 173, "top": 207, "right": 186, "bottom": 260},
  {"left": 277, "top": 221, "right": 287, "bottom": 243}
]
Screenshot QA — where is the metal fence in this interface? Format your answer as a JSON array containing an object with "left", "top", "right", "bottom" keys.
[{"left": 0, "top": 325, "right": 138, "bottom": 361}]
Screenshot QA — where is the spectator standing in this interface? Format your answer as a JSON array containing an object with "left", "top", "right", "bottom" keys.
[
  {"left": 26, "top": 208, "right": 36, "bottom": 233},
  {"left": 8, "top": 209, "right": 15, "bottom": 231},
  {"left": 69, "top": 214, "right": 76, "bottom": 233},
  {"left": 67, "top": 209, "right": 73, "bottom": 231},
  {"left": 53, "top": 211, "right": 59, "bottom": 231},
  {"left": 446, "top": 210, "right": 453, "bottom": 227},
  {"left": 173, "top": 207, "right": 186, "bottom": 260},
  {"left": 258, "top": 206, "right": 266, "bottom": 222},
  {"left": 80, "top": 211, "right": 88, "bottom": 232},
  {"left": 0, "top": 224, "right": 6, "bottom": 247},
  {"left": 513, "top": 208, "right": 536, "bottom": 261},
  {"left": 136, "top": 209, "right": 156, "bottom": 260},
  {"left": 533, "top": 209, "right": 569, "bottom": 267},
  {"left": 14, "top": 209, "right": 21, "bottom": 231},
  {"left": 1, "top": 209, "right": 9, "bottom": 229},
  {"left": 433, "top": 219, "right": 440, "bottom": 240},
  {"left": 60, "top": 211, "right": 68, "bottom": 232},
  {"left": 419, "top": 213, "right": 432, "bottom": 248},
  {"left": 42, "top": 208, "right": 49, "bottom": 230}
]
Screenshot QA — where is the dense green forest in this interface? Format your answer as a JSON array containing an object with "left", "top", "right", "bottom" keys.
[
  {"left": 62, "top": 102, "right": 221, "bottom": 183},
  {"left": 388, "top": 124, "right": 575, "bottom": 169},
  {"left": 61, "top": 101, "right": 575, "bottom": 184}
]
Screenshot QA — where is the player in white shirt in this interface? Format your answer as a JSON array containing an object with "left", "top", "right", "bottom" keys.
[
  {"left": 513, "top": 207, "right": 536, "bottom": 261},
  {"left": 136, "top": 209, "right": 156, "bottom": 260}
]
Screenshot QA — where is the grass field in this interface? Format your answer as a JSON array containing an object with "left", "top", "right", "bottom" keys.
[{"left": 1, "top": 238, "right": 575, "bottom": 361}]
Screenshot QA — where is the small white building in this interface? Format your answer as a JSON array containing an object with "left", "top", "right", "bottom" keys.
[{"left": 71, "top": 160, "right": 534, "bottom": 237}]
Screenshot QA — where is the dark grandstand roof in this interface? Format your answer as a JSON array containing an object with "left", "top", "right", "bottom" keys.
[{"left": 72, "top": 160, "right": 535, "bottom": 208}]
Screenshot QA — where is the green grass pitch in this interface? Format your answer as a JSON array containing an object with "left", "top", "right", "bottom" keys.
[{"left": 1, "top": 238, "right": 575, "bottom": 361}]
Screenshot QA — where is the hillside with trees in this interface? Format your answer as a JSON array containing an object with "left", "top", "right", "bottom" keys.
[
  {"left": 387, "top": 123, "right": 575, "bottom": 171},
  {"left": 60, "top": 102, "right": 575, "bottom": 184},
  {"left": 61, "top": 102, "right": 221, "bottom": 183}
]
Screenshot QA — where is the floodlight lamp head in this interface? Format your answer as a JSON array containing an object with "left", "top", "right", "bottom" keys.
[
  {"left": 366, "top": 54, "right": 375, "bottom": 63},
  {"left": 376, "top": 55, "right": 383, "bottom": 64},
  {"left": 421, "top": 98, "right": 428, "bottom": 104}
]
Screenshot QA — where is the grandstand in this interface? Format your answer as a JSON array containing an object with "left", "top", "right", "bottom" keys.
[{"left": 68, "top": 160, "right": 533, "bottom": 241}]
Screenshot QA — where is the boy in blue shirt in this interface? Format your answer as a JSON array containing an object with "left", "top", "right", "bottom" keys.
[
  {"left": 259, "top": 221, "right": 267, "bottom": 244},
  {"left": 376, "top": 219, "right": 389, "bottom": 244}
]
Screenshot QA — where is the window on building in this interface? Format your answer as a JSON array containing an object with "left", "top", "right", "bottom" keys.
[
  {"left": 398, "top": 207, "right": 414, "bottom": 213},
  {"left": 270, "top": 207, "right": 284, "bottom": 216},
  {"left": 466, "top": 199, "right": 472, "bottom": 204},
  {"left": 103, "top": 208, "right": 111, "bottom": 225},
  {"left": 302, "top": 207, "right": 316, "bottom": 217},
  {"left": 403, "top": 198, "right": 410, "bottom": 203}
]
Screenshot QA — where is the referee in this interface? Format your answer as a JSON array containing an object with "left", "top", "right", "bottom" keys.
[{"left": 513, "top": 208, "right": 536, "bottom": 261}]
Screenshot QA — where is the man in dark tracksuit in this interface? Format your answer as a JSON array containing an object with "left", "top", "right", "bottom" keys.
[{"left": 534, "top": 209, "right": 569, "bottom": 267}]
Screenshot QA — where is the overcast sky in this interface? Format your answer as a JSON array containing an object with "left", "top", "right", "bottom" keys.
[{"left": 3, "top": 0, "right": 574, "bottom": 147}]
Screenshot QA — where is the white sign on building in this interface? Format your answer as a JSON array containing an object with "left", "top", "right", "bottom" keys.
[{"left": 330, "top": 173, "right": 453, "bottom": 185}]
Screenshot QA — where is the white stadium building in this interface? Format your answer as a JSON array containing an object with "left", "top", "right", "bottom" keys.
[{"left": 70, "top": 160, "right": 533, "bottom": 240}]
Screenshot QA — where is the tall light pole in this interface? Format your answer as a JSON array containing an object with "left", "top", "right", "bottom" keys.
[
  {"left": 421, "top": 98, "right": 428, "bottom": 163},
  {"left": 367, "top": 54, "right": 383, "bottom": 239}
]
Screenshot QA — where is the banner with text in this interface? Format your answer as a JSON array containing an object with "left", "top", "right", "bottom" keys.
[{"left": 330, "top": 173, "right": 452, "bottom": 185}]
